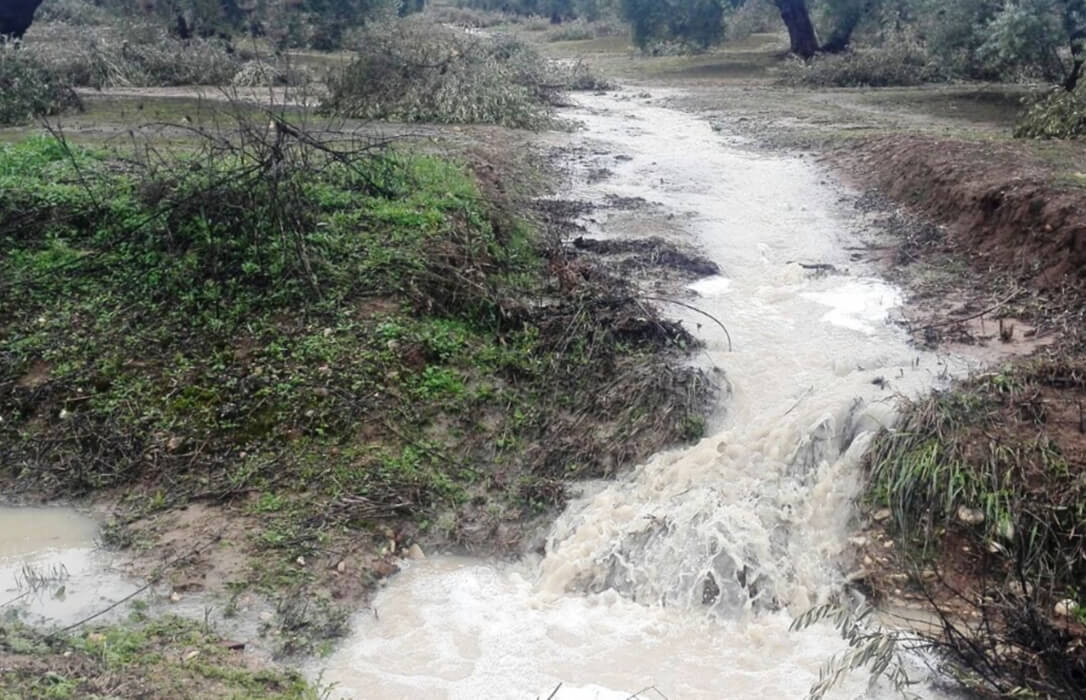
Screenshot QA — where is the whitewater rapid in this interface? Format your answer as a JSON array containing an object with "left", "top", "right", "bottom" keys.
[{"left": 311, "top": 89, "right": 970, "bottom": 699}]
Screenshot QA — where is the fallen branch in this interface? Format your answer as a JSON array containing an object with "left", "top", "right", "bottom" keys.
[{"left": 641, "top": 295, "right": 733, "bottom": 352}]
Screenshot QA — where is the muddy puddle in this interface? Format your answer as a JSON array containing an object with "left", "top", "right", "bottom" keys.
[
  {"left": 0, "top": 506, "right": 139, "bottom": 627},
  {"left": 308, "top": 88, "right": 976, "bottom": 698}
]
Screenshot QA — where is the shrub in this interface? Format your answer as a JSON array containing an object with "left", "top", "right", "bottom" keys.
[
  {"left": 231, "top": 60, "right": 313, "bottom": 88},
  {"left": 780, "top": 41, "right": 944, "bottom": 88},
  {"left": 1015, "top": 86, "right": 1086, "bottom": 139},
  {"left": 33, "top": 0, "right": 113, "bottom": 26},
  {"left": 427, "top": 5, "right": 516, "bottom": 27},
  {"left": 0, "top": 43, "right": 81, "bottom": 126},
  {"left": 724, "top": 0, "right": 779, "bottom": 41},
  {"left": 546, "top": 19, "right": 596, "bottom": 41},
  {"left": 324, "top": 18, "right": 603, "bottom": 128},
  {"left": 24, "top": 22, "right": 240, "bottom": 88}
]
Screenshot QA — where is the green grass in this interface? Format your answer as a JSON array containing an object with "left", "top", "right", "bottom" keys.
[
  {"left": 865, "top": 361, "right": 1086, "bottom": 700},
  {"left": 0, "top": 130, "right": 711, "bottom": 649},
  {"left": 0, "top": 616, "right": 319, "bottom": 699}
]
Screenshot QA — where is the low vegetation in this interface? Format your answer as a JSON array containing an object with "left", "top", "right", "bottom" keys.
[
  {"left": 0, "top": 42, "right": 81, "bottom": 126},
  {"left": 324, "top": 18, "right": 608, "bottom": 128},
  {"left": 0, "top": 110, "right": 710, "bottom": 647},
  {"left": 1015, "top": 85, "right": 1086, "bottom": 139},
  {"left": 865, "top": 361, "right": 1086, "bottom": 697},
  {"left": 780, "top": 38, "right": 942, "bottom": 87},
  {"left": 0, "top": 615, "right": 320, "bottom": 699},
  {"left": 22, "top": 22, "right": 241, "bottom": 89}
]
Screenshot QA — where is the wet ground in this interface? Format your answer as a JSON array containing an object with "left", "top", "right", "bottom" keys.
[{"left": 306, "top": 88, "right": 980, "bottom": 699}]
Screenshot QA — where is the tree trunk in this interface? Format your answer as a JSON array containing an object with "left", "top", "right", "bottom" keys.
[
  {"left": 774, "top": 0, "right": 818, "bottom": 59},
  {"left": 820, "top": 0, "right": 876, "bottom": 54},
  {"left": 1063, "top": 0, "right": 1086, "bottom": 91},
  {"left": 0, "top": 0, "right": 45, "bottom": 40}
]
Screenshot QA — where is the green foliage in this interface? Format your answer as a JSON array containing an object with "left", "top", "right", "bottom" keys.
[
  {"left": 791, "top": 603, "right": 916, "bottom": 700},
  {"left": 0, "top": 42, "right": 81, "bottom": 125},
  {"left": 0, "top": 123, "right": 711, "bottom": 601},
  {"left": 620, "top": 0, "right": 726, "bottom": 51},
  {"left": 0, "top": 617, "right": 319, "bottom": 699},
  {"left": 324, "top": 17, "right": 604, "bottom": 128},
  {"left": 1015, "top": 84, "right": 1086, "bottom": 138},
  {"left": 781, "top": 37, "right": 942, "bottom": 86},
  {"left": 979, "top": 0, "right": 1071, "bottom": 82},
  {"left": 23, "top": 22, "right": 240, "bottom": 88},
  {"left": 457, "top": 0, "right": 616, "bottom": 21},
  {"left": 865, "top": 364, "right": 1086, "bottom": 696}
]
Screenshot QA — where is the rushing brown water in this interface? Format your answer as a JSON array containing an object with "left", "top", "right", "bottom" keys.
[
  {"left": 307, "top": 89, "right": 973, "bottom": 699},
  {"left": 307, "top": 89, "right": 976, "bottom": 699}
]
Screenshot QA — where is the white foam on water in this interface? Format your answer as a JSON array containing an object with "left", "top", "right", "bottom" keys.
[{"left": 311, "top": 89, "right": 972, "bottom": 700}]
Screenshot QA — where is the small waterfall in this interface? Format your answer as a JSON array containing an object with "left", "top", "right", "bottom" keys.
[{"left": 312, "top": 89, "right": 971, "bottom": 699}]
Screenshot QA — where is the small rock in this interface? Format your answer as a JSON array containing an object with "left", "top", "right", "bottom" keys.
[
  {"left": 166, "top": 436, "right": 184, "bottom": 452},
  {"left": 336, "top": 560, "right": 346, "bottom": 573},
  {"left": 848, "top": 536, "right": 868, "bottom": 547},
  {"left": 863, "top": 555, "right": 874, "bottom": 566},
  {"left": 921, "top": 569, "right": 937, "bottom": 581},
  {"left": 883, "top": 540, "right": 895, "bottom": 549},
  {"left": 406, "top": 544, "right": 425, "bottom": 560},
  {"left": 845, "top": 568, "right": 868, "bottom": 583},
  {"left": 259, "top": 611, "right": 274, "bottom": 622},
  {"left": 889, "top": 573, "right": 909, "bottom": 582},
  {"left": 296, "top": 556, "right": 306, "bottom": 567},
  {"left": 169, "top": 592, "right": 182, "bottom": 603},
  {"left": 182, "top": 649, "right": 200, "bottom": 662},
  {"left": 59, "top": 408, "right": 71, "bottom": 420},
  {"left": 957, "top": 506, "right": 985, "bottom": 526},
  {"left": 1054, "top": 599, "right": 1078, "bottom": 618},
  {"left": 873, "top": 508, "right": 892, "bottom": 522}
]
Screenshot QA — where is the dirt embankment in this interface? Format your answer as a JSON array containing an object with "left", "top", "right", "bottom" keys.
[
  {"left": 835, "top": 134, "right": 1086, "bottom": 696},
  {"left": 841, "top": 136, "right": 1086, "bottom": 292}
]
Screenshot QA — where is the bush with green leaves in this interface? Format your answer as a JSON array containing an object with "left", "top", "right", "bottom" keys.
[
  {"left": 620, "top": 0, "right": 726, "bottom": 51},
  {"left": 0, "top": 43, "right": 81, "bottom": 126},
  {"left": 780, "top": 35, "right": 942, "bottom": 87},
  {"left": 1015, "top": 85, "right": 1086, "bottom": 138},
  {"left": 456, "top": 0, "right": 617, "bottom": 20},
  {"left": 24, "top": 22, "right": 240, "bottom": 88},
  {"left": 324, "top": 18, "right": 604, "bottom": 128}
]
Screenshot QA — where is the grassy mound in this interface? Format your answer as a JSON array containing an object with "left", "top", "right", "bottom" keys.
[
  {"left": 0, "top": 123, "right": 710, "bottom": 642},
  {"left": 866, "top": 361, "right": 1086, "bottom": 697}
]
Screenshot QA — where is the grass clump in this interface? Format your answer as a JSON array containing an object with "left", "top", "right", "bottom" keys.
[
  {"left": 324, "top": 17, "right": 605, "bottom": 128},
  {"left": 1015, "top": 86, "right": 1086, "bottom": 139},
  {"left": 0, "top": 616, "right": 319, "bottom": 699},
  {"left": 0, "top": 43, "right": 81, "bottom": 126},
  {"left": 866, "top": 361, "right": 1086, "bottom": 697},
  {"left": 781, "top": 42, "right": 943, "bottom": 88}
]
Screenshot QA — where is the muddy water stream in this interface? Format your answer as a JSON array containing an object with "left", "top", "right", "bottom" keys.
[{"left": 313, "top": 89, "right": 970, "bottom": 698}]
